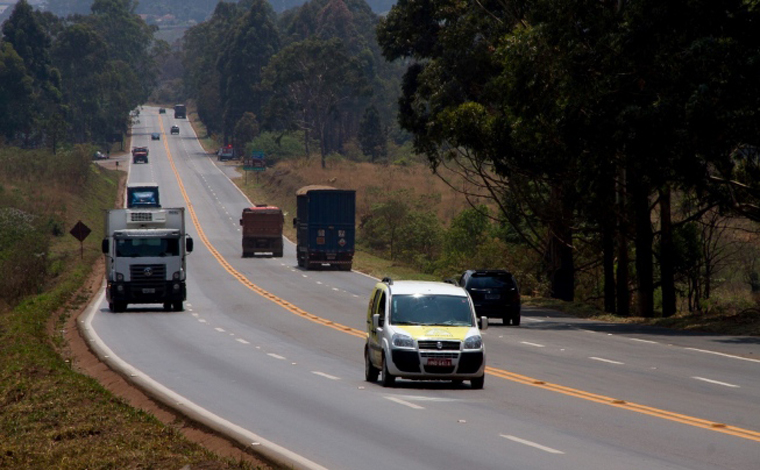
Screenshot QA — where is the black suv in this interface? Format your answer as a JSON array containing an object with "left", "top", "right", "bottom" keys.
[{"left": 459, "top": 270, "right": 521, "bottom": 325}]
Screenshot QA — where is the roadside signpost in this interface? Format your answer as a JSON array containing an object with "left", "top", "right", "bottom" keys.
[
  {"left": 244, "top": 150, "right": 266, "bottom": 184},
  {"left": 70, "top": 220, "right": 91, "bottom": 259}
]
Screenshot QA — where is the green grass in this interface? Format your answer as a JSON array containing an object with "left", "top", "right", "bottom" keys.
[{"left": 0, "top": 162, "right": 262, "bottom": 469}]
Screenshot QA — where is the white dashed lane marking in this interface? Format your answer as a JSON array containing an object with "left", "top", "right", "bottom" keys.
[
  {"left": 692, "top": 376, "right": 740, "bottom": 388},
  {"left": 589, "top": 356, "right": 624, "bottom": 365},
  {"left": 500, "top": 435, "right": 564, "bottom": 454}
]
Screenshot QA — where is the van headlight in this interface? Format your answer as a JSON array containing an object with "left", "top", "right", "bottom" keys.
[
  {"left": 391, "top": 333, "right": 415, "bottom": 349},
  {"left": 464, "top": 335, "right": 483, "bottom": 349}
]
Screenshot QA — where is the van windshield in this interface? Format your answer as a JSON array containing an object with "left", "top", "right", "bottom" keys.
[
  {"left": 116, "top": 238, "right": 179, "bottom": 257},
  {"left": 390, "top": 294, "right": 473, "bottom": 327}
]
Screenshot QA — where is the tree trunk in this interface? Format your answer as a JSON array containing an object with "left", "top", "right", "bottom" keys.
[
  {"left": 616, "top": 166, "right": 630, "bottom": 316},
  {"left": 546, "top": 187, "right": 575, "bottom": 301},
  {"left": 633, "top": 184, "right": 655, "bottom": 317},
  {"left": 603, "top": 224, "right": 616, "bottom": 313},
  {"left": 660, "top": 185, "right": 676, "bottom": 317}
]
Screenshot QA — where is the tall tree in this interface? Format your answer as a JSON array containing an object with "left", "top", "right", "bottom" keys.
[
  {"left": 263, "top": 37, "right": 369, "bottom": 166},
  {"left": 217, "top": 0, "right": 280, "bottom": 144}
]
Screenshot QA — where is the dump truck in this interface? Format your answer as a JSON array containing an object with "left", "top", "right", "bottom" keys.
[
  {"left": 293, "top": 186, "right": 355, "bottom": 270},
  {"left": 126, "top": 182, "right": 160, "bottom": 209},
  {"left": 102, "top": 208, "right": 193, "bottom": 312},
  {"left": 132, "top": 146, "right": 148, "bottom": 164},
  {"left": 240, "top": 205, "right": 284, "bottom": 258}
]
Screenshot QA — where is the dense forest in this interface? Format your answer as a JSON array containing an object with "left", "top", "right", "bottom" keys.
[{"left": 3, "top": 0, "right": 760, "bottom": 320}]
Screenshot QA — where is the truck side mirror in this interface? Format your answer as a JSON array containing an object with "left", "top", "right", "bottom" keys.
[
  {"left": 292, "top": 217, "right": 297, "bottom": 228},
  {"left": 101, "top": 239, "right": 109, "bottom": 254},
  {"left": 186, "top": 237, "right": 194, "bottom": 253}
]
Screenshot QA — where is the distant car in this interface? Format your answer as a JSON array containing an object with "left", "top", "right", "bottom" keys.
[
  {"left": 151, "top": 132, "right": 160, "bottom": 140},
  {"left": 170, "top": 125, "right": 180, "bottom": 135},
  {"left": 459, "top": 270, "right": 521, "bottom": 325},
  {"left": 92, "top": 151, "right": 107, "bottom": 160},
  {"left": 217, "top": 145, "right": 235, "bottom": 161},
  {"left": 158, "top": 107, "right": 166, "bottom": 114}
]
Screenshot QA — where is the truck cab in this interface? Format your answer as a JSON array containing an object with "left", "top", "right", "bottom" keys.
[{"left": 126, "top": 183, "right": 160, "bottom": 209}]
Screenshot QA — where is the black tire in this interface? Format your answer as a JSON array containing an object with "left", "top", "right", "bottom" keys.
[
  {"left": 114, "top": 302, "right": 127, "bottom": 313},
  {"left": 163, "top": 302, "right": 172, "bottom": 311},
  {"left": 511, "top": 315, "right": 521, "bottom": 326},
  {"left": 381, "top": 354, "right": 395, "bottom": 387},
  {"left": 173, "top": 301, "right": 183, "bottom": 312},
  {"left": 503, "top": 317, "right": 511, "bottom": 326},
  {"left": 365, "top": 346, "right": 379, "bottom": 382},
  {"left": 275, "top": 250, "right": 283, "bottom": 258},
  {"left": 108, "top": 302, "right": 115, "bottom": 312},
  {"left": 471, "top": 375, "right": 485, "bottom": 389}
]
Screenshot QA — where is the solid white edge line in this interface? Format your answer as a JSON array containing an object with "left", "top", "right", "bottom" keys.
[
  {"left": 692, "top": 376, "right": 740, "bottom": 388},
  {"left": 81, "top": 284, "right": 328, "bottom": 470},
  {"left": 629, "top": 338, "right": 658, "bottom": 344},
  {"left": 500, "top": 435, "right": 564, "bottom": 454},
  {"left": 685, "top": 347, "right": 760, "bottom": 363}
]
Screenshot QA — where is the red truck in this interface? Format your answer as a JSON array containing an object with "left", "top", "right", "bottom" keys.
[
  {"left": 132, "top": 146, "right": 149, "bottom": 164},
  {"left": 240, "top": 205, "right": 284, "bottom": 258}
]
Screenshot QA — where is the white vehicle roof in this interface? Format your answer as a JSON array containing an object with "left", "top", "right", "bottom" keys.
[{"left": 386, "top": 280, "right": 467, "bottom": 297}]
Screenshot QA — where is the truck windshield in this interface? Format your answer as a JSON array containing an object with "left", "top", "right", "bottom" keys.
[
  {"left": 116, "top": 238, "right": 179, "bottom": 257},
  {"left": 390, "top": 294, "right": 473, "bottom": 326}
]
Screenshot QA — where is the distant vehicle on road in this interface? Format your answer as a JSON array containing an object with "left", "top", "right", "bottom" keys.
[
  {"left": 151, "top": 132, "right": 160, "bottom": 140},
  {"left": 240, "top": 206, "right": 284, "bottom": 258},
  {"left": 158, "top": 107, "right": 166, "bottom": 114},
  {"left": 132, "top": 146, "right": 148, "bottom": 164},
  {"left": 293, "top": 186, "right": 355, "bottom": 270},
  {"left": 458, "top": 269, "right": 521, "bottom": 325},
  {"left": 174, "top": 104, "right": 186, "bottom": 119},
  {"left": 92, "top": 151, "right": 108, "bottom": 160},
  {"left": 170, "top": 125, "right": 180, "bottom": 135},
  {"left": 126, "top": 182, "right": 160, "bottom": 209}
]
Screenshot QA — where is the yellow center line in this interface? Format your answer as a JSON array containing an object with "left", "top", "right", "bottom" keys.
[{"left": 158, "top": 118, "right": 760, "bottom": 443}]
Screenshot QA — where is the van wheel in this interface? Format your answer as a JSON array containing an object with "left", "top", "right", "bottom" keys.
[
  {"left": 511, "top": 315, "right": 521, "bottom": 326},
  {"left": 364, "top": 346, "right": 379, "bottom": 382},
  {"left": 381, "top": 354, "right": 395, "bottom": 387},
  {"left": 163, "top": 302, "right": 172, "bottom": 311},
  {"left": 471, "top": 375, "right": 485, "bottom": 390},
  {"left": 173, "top": 301, "right": 183, "bottom": 312}
]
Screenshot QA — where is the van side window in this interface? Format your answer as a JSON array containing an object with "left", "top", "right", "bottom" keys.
[{"left": 377, "top": 292, "right": 386, "bottom": 326}]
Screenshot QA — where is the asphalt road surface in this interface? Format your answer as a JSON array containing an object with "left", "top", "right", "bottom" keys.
[{"left": 84, "top": 107, "right": 760, "bottom": 470}]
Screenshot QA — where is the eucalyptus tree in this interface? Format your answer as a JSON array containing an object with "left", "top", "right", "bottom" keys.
[
  {"left": 262, "top": 37, "right": 370, "bottom": 166},
  {"left": 216, "top": 0, "right": 280, "bottom": 144}
]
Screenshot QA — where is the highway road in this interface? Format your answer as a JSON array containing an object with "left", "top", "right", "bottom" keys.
[{"left": 84, "top": 106, "right": 760, "bottom": 469}]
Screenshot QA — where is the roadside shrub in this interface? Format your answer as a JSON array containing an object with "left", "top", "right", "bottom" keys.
[{"left": 0, "top": 208, "right": 49, "bottom": 306}]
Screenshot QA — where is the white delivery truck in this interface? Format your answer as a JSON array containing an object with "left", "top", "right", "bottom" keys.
[{"left": 101, "top": 208, "right": 193, "bottom": 312}]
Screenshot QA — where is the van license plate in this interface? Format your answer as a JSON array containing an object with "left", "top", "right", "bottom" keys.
[
  {"left": 485, "top": 294, "right": 500, "bottom": 300},
  {"left": 427, "top": 358, "right": 452, "bottom": 367},
  {"left": 142, "top": 288, "right": 155, "bottom": 294}
]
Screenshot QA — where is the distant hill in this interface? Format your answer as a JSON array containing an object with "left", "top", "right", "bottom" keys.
[{"left": 28, "top": 0, "right": 395, "bottom": 24}]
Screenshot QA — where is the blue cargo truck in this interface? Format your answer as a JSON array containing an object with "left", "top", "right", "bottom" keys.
[{"left": 294, "top": 185, "right": 355, "bottom": 270}]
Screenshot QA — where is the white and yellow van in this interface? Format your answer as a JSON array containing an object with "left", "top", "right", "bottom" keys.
[{"left": 364, "top": 278, "right": 487, "bottom": 389}]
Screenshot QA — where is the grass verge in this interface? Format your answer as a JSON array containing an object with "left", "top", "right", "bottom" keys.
[{"left": 0, "top": 162, "right": 262, "bottom": 469}]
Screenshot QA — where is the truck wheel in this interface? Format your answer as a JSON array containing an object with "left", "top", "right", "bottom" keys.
[
  {"left": 163, "top": 302, "right": 172, "bottom": 311},
  {"left": 173, "top": 301, "right": 183, "bottom": 312},
  {"left": 114, "top": 302, "right": 127, "bottom": 313},
  {"left": 339, "top": 263, "right": 352, "bottom": 271},
  {"left": 297, "top": 256, "right": 304, "bottom": 268},
  {"left": 275, "top": 250, "right": 283, "bottom": 258},
  {"left": 108, "top": 302, "right": 115, "bottom": 312}
]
